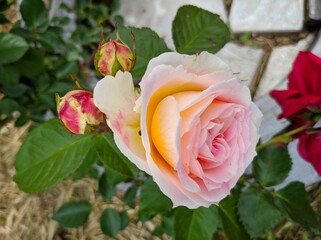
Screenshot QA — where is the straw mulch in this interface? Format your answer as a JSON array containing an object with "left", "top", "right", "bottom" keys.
[{"left": 0, "top": 121, "right": 168, "bottom": 240}]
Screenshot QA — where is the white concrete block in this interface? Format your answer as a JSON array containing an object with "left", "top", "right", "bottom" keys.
[
  {"left": 309, "top": 0, "right": 321, "bottom": 20},
  {"left": 216, "top": 43, "right": 264, "bottom": 90},
  {"left": 312, "top": 30, "right": 321, "bottom": 56},
  {"left": 254, "top": 35, "right": 314, "bottom": 99},
  {"left": 230, "top": 0, "right": 304, "bottom": 32},
  {"left": 255, "top": 85, "right": 288, "bottom": 143}
]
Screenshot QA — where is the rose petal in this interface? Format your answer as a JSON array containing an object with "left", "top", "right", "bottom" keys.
[
  {"left": 178, "top": 123, "right": 202, "bottom": 192},
  {"left": 151, "top": 96, "right": 182, "bottom": 168},
  {"left": 179, "top": 94, "right": 214, "bottom": 135},
  {"left": 93, "top": 71, "right": 149, "bottom": 172},
  {"left": 144, "top": 51, "right": 231, "bottom": 79},
  {"left": 113, "top": 130, "right": 148, "bottom": 172},
  {"left": 289, "top": 52, "right": 321, "bottom": 94}
]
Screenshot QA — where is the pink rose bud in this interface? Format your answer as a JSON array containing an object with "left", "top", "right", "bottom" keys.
[
  {"left": 95, "top": 33, "right": 136, "bottom": 76},
  {"left": 56, "top": 90, "right": 106, "bottom": 135}
]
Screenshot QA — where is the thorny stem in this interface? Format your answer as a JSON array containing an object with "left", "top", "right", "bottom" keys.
[{"left": 256, "top": 124, "right": 309, "bottom": 151}]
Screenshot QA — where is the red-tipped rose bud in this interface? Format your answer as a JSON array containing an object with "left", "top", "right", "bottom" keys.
[
  {"left": 56, "top": 90, "right": 106, "bottom": 134},
  {"left": 95, "top": 33, "right": 136, "bottom": 76}
]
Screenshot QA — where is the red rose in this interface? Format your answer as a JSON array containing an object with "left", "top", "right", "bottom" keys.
[
  {"left": 270, "top": 51, "right": 321, "bottom": 119},
  {"left": 270, "top": 51, "right": 321, "bottom": 175},
  {"left": 298, "top": 133, "right": 321, "bottom": 175}
]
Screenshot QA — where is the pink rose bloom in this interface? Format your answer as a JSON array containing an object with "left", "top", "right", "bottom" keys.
[{"left": 94, "top": 52, "right": 262, "bottom": 208}]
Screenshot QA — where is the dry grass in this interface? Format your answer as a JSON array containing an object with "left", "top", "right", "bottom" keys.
[{"left": 0, "top": 121, "right": 169, "bottom": 240}]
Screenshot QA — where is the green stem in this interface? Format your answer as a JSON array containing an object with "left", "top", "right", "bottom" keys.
[{"left": 256, "top": 125, "right": 308, "bottom": 151}]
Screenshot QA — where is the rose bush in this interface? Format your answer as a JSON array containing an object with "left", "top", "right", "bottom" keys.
[
  {"left": 271, "top": 51, "right": 321, "bottom": 175},
  {"left": 94, "top": 51, "right": 262, "bottom": 208}
]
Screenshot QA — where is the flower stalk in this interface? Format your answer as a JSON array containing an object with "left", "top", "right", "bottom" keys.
[{"left": 256, "top": 124, "right": 309, "bottom": 151}]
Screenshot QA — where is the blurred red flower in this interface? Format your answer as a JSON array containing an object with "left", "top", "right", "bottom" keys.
[
  {"left": 270, "top": 51, "right": 321, "bottom": 119},
  {"left": 270, "top": 51, "right": 321, "bottom": 174}
]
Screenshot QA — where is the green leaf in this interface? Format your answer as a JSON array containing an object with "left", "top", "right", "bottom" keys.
[
  {"left": 0, "top": 98, "right": 23, "bottom": 115},
  {"left": 55, "top": 61, "right": 78, "bottom": 80},
  {"left": 237, "top": 187, "right": 281, "bottom": 237},
  {"left": 60, "top": 2, "right": 73, "bottom": 12},
  {"left": 91, "top": 4, "right": 109, "bottom": 24},
  {"left": 73, "top": 147, "right": 97, "bottom": 180},
  {"left": 32, "top": 72, "right": 51, "bottom": 92},
  {"left": 93, "top": 132, "right": 138, "bottom": 178},
  {"left": 71, "top": 25, "right": 91, "bottom": 45},
  {"left": 218, "top": 194, "right": 250, "bottom": 240},
  {"left": 37, "top": 94, "right": 55, "bottom": 110},
  {"left": 15, "top": 113, "right": 30, "bottom": 127},
  {"left": 119, "top": 211, "right": 129, "bottom": 230},
  {"left": 123, "top": 185, "right": 138, "bottom": 207},
  {"left": 14, "top": 120, "right": 92, "bottom": 193},
  {"left": 0, "top": 64, "right": 20, "bottom": 85},
  {"left": 253, "top": 145, "right": 292, "bottom": 187},
  {"left": 52, "top": 16, "right": 70, "bottom": 26},
  {"left": 109, "top": 27, "right": 170, "bottom": 77},
  {"left": 174, "top": 206, "right": 219, "bottom": 240},
  {"left": 113, "top": 15, "right": 124, "bottom": 28},
  {"left": 14, "top": 48, "right": 45, "bottom": 77},
  {"left": 139, "top": 177, "right": 172, "bottom": 216},
  {"left": 100, "top": 208, "right": 122, "bottom": 237},
  {"left": 2, "top": 83, "right": 28, "bottom": 98},
  {"left": 111, "top": 0, "right": 121, "bottom": 12},
  {"left": 240, "top": 32, "right": 252, "bottom": 44},
  {"left": 99, "top": 173, "right": 116, "bottom": 201},
  {"left": 37, "top": 30, "right": 64, "bottom": 52},
  {"left": 172, "top": 5, "right": 230, "bottom": 54},
  {"left": 275, "top": 182, "right": 319, "bottom": 231},
  {"left": 52, "top": 201, "right": 92, "bottom": 228},
  {"left": 20, "top": 0, "right": 48, "bottom": 30},
  {"left": 10, "top": 27, "right": 30, "bottom": 39},
  {"left": 47, "top": 81, "right": 74, "bottom": 96},
  {"left": 105, "top": 166, "right": 128, "bottom": 185},
  {"left": 138, "top": 212, "right": 154, "bottom": 222},
  {"left": 0, "top": 33, "right": 28, "bottom": 64},
  {"left": 153, "top": 216, "right": 174, "bottom": 236},
  {"left": 30, "top": 110, "right": 45, "bottom": 123}
]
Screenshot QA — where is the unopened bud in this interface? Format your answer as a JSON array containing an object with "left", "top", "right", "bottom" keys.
[
  {"left": 95, "top": 33, "right": 136, "bottom": 76},
  {"left": 56, "top": 90, "right": 107, "bottom": 134}
]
